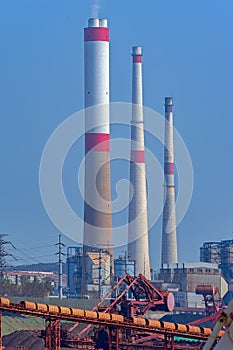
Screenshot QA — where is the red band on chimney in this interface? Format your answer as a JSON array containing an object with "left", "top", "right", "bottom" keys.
[
  {"left": 85, "top": 133, "right": 110, "bottom": 153},
  {"left": 165, "top": 162, "right": 174, "bottom": 174},
  {"left": 165, "top": 106, "right": 173, "bottom": 113},
  {"left": 84, "top": 27, "right": 109, "bottom": 42},
  {"left": 133, "top": 55, "right": 142, "bottom": 63},
  {"left": 131, "top": 150, "right": 145, "bottom": 163}
]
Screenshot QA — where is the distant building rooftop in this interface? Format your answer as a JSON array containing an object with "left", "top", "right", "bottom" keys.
[
  {"left": 161, "top": 262, "right": 219, "bottom": 269},
  {"left": 4, "top": 271, "right": 67, "bottom": 283},
  {"left": 5, "top": 271, "right": 54, "bottom": 277}
]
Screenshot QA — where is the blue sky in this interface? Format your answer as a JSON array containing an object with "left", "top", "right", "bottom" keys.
[{"left": 0, "top": 0, "right": 232, "bottom": 268}]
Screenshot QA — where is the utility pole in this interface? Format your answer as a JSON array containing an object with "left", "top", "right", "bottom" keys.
[
  {"left": 56, "top": 234, "right": 65, "bottom": 299},
  {"left": 99, "top": 249, "right": 102, "bottom": 300}
]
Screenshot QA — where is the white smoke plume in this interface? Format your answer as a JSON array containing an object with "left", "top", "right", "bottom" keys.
[{"left": 89, "top": 0, "right": 101, "bottom": 18}]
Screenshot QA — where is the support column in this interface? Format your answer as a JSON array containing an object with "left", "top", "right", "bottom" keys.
[
  {"left": 164, "top": 334, "right": 168, "bottom": 350},
  {"left": 0, "top": 312, "right": 2, "bottom": 350},
  {"left": 115, "top": 328, "right": 119, "bottom": 350},
  {"left": 108, "top": 327, "right": 112, "bottom": 350},
  {"left": 171, "top": 333, "right": 175, "bottom": 350},
  {"left": 45, "top": 319, "right": 60, "bottom": 350}
]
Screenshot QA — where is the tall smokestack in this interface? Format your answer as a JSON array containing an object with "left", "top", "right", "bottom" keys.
[
  {"left": 83, "top": 18, "right": 113, "bottom": 286},
  {"left": 161, "top": 97, "right": 178, "bottom": 265},
  {"left": 128, "top": 46, "right": 150, "bottom": 279}
]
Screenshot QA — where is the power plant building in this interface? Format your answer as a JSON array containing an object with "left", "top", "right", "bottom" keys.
[
  {"left": 200, "top": 239, "right": 233, "bottom": 280},
  {"left": 67, "top": 247, "right": 83, "bottom": 296},
  {"left": 67, "top": 246, "right": 111, "bottom": 297},
  {"left": 158, "top": 262, "right": 227, "bottom": 297},
  {"left": 85, "top": 252, "right": 111, "bottom": 295},
  {"left": 114, "top": 256, "right": 135, "bottom": 278}
]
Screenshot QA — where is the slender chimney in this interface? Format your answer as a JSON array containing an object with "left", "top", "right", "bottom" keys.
[
  {"left": 161, "top": 97, "right": 178, "bottom": 265},
  {"left": 83, "top": 18, "right": 113, "bottom": 287},
  {"left": 128, "top": 46, "right": 150, "bottom": 279}
]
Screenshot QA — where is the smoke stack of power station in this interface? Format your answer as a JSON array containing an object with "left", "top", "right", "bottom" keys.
[
  {"left": 161, "top": 97, "right": 178, "bottom": 265},
  {"left": 83, "top": 18, "right": 113, "bottom": 286},
  {"left": 82, "top": 17, "right": 179, "bottom": 284},
  {"left": 127, "top": 46, "right": 150, "bottom": 279}
]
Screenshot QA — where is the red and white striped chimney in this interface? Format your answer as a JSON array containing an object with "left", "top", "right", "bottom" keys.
[
  {"left": 161, "top": 97, "right": 178, "bottom": 265},
  {"left": 128, "top": 46, "right": 150, "bottom": 279},
  {"left": 83, "top": 18, "right": 113, "bottom": 284}
]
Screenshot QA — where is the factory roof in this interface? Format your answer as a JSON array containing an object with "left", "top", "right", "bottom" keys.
[
  {"left": 161, "top": 262, "right": 219, "bottom": 269},
  {"left": 87, "top": 252, "right": 110, "bottom": 265}
]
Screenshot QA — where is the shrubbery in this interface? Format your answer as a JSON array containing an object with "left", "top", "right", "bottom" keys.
[{"left": 0, "top": 277, "right": 53, "bottom": 298}]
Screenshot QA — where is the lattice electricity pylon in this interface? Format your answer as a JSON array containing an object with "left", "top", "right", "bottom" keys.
[{"left": 0, "top": 233, "right": 16, "bottom": 279}]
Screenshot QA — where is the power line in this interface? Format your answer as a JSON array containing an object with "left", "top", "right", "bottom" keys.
[
  {"left": 12, "top": 244, "right": 56, "bottom": 251},
  {"left": 10, "top": 244, "right": 59, "bottom": 265}
]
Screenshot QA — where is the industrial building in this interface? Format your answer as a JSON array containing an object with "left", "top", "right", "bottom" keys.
[
  {"left": 157, "top": 262, "right": 227, "bottom": 296},
  {"left": 67, "top": 246, "right": 111, "bottom": 297},
  {"left": 0, "top": 9, "right": 232, "bottom": 349},
  {"left": 3, "top": 271, "right": 67, "bottom": 296},
  {"left": 61, "top": 16, "right": 233, "bottom": 308},
  {"left": 200, "top": 239, "right": 233, "bottom": 280},
  {"left": 63, "top": 16, "right": 231, "bottom": 301},
  {"left": 67, "top": 247, "right": 83, "bottom": 296},
  {"left": 4, "top": 270, "right": 53, "bottom": 284},
  {"left": 114, "top": 256, "right": 135, "bottom": 278},
  {"left": 85, "top": 251, "right": 111, "bottom": 296},
  {"left": 67, "top": 249, "right": 135, "bottom": 297},
  {"left": 153, "top": 262, "right": 228, "bottom": 310}
]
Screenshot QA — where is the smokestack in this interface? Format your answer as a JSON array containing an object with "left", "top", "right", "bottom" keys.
[
  {"left": 83, "top": 18, "right": 113, "bottom": 286},
  {"left": 128, "top": 46, "right": 150, "bottom": 279},
  {"left": 161, "top": 97, "right": 178, "bottom": 265}
]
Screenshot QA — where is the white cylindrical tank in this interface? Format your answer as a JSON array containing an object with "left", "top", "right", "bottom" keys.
[
  {"left": 127, "top": 46, "right": 151, "bottom": 279},
  {"left": 161, "top": 97, "right": 178, "bottom": 265},
  {"left": 83, "top": 18, "right": 113, "bottom": 287}
]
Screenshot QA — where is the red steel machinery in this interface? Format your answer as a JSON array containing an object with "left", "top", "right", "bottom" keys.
[
  {"left": 66, "top": 273, "right": 175, "bottom": 345},
  {"left": 0, "top": 296, "right": 224, "bottom": 350},
  {"left": 188, "top": 285, "right": 225, "bottom": 327},
  {"left": 195, "top": 285, "right": 224, "bottom": 316}
]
